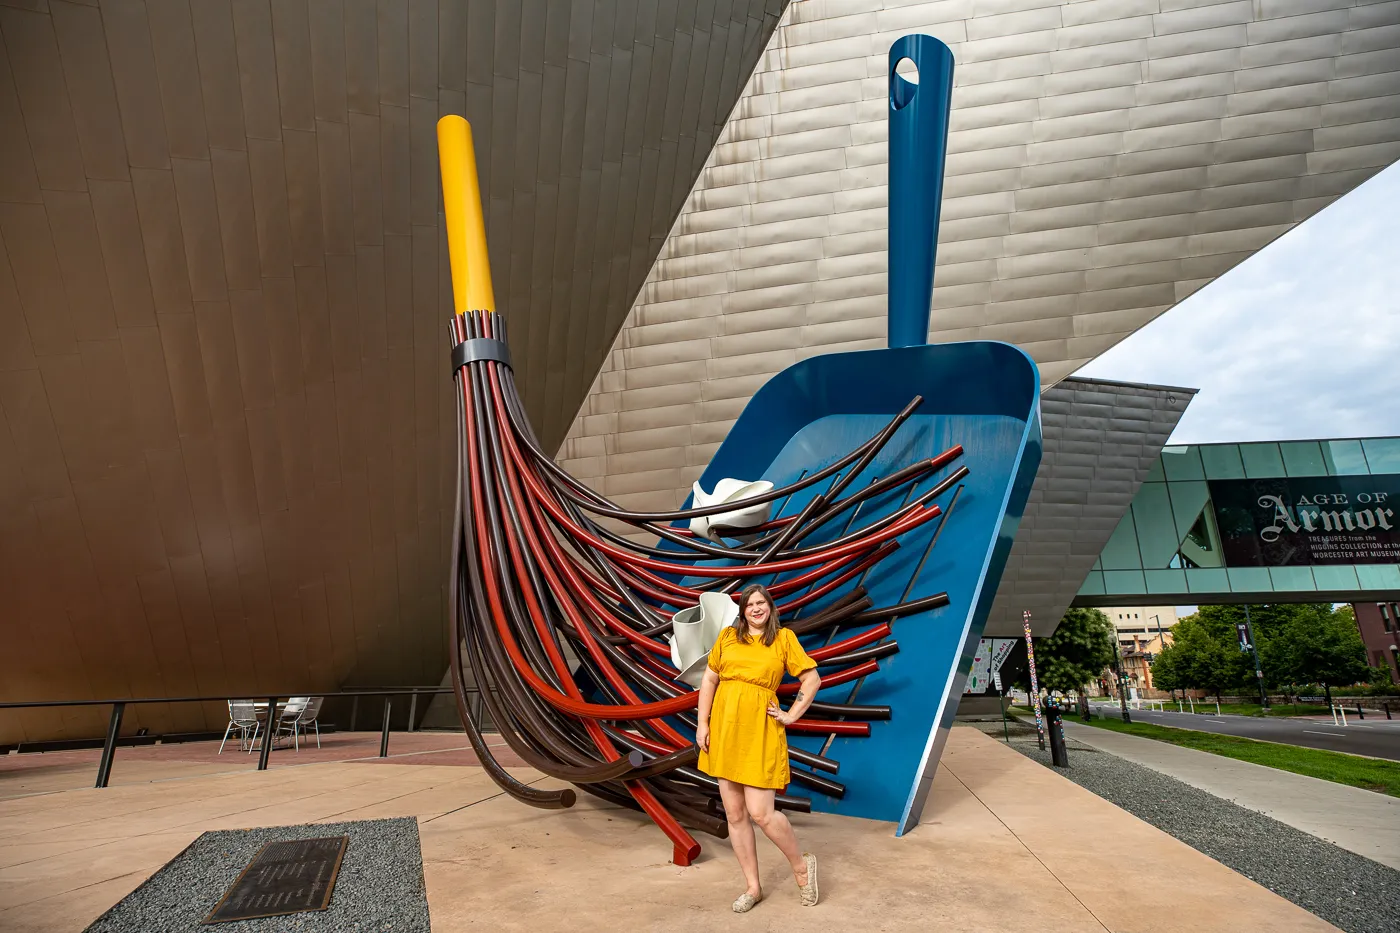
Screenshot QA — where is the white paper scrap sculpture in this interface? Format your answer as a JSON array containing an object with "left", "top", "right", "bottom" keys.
[
  {"left": 669, "top": 592, "right": 738, "bottom": 688},
  {"left": 687, "top": 478, "right": 775, "bottom": 542}
]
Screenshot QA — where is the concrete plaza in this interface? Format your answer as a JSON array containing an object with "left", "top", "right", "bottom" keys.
[{"left": 0, "top": 728, "right": 1336, "bottom": 932}]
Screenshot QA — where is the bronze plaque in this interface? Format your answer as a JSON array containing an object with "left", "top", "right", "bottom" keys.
[{"left": 203, "top": 836, "right": 348, "bottom": 924}]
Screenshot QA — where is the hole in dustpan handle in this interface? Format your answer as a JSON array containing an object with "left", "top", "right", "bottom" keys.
[
  {"left": 887, "top": 35, "right": 955, "bottom": 350},
  {"left": 891, "top": 57, "right": 919, "bottom": 110}
]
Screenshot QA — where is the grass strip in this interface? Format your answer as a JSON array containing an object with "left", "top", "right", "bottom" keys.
[
  {"left": 1057, "top": 712, "right": 1400, "bottom": 798},
  {"left": 1195, "top": 702, "right": 1332, "bottom": 718},
  {"left": 1074, "top": 701, "right": 1335, "bottom": 718}
]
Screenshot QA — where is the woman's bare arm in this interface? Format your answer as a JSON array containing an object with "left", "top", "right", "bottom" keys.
[
  {"left": 769, "top": 668, "right": 822, "bottom": 725},
  {"left": 695, "top": 666, "right": 721, "bottom": 750}
]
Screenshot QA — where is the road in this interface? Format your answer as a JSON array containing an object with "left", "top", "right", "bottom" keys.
[{"left": 1087, "top": 702, "right": 1400, "bottom": 762}]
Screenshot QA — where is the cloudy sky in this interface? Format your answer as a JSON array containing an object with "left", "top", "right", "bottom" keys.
[{"left": 1076, "top": 161, "right": 1400, "bottom": 445}]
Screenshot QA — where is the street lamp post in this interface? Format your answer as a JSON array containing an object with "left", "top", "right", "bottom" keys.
[
  {"left": 1241, "top": 605, "right": 1269, "bottom": 710},
  {"left": 1114, "top": 635, "right": 1132, "bottom": 724},
  {"left": 1151, "top": 614, "right": 1175, "bottom": 703}
]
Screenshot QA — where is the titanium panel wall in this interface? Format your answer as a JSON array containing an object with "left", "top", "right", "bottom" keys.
[
  {"left": 559, "top": 0, "right": 1400, "bottom": 519},
  {"left": 0, "top": 0, "right": 786, "bottom": 744},
  {"left": 985, "top": 376, "right": 1193, "bottom": 636}
]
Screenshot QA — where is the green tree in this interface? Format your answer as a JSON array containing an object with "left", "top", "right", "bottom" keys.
[
  {"left": 1270, "top": 604, "right": 1369, "bottom": 706},
  {"left": 1156, "top": 603, "right": 1371, "bottom": 705},
  {"left": 1149, "top": 613, "right": 1248, "bottom": 703},
  {"left": 1025, "top": 608, "right": 1118, "bottom": 695},
  {"left": 1188, "top": 603, "right": 1316, "bottom": 689},
  {"left": 1367, "top": 666, "right": 1396, "bottom": 690},
  {"left": 1148, "top": 642, "right": 1184, "bottom": 694}
]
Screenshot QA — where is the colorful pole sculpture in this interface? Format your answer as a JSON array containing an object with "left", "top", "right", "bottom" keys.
[{"left": 1023, "top": 610, "right": 1045, "bottom": 750}]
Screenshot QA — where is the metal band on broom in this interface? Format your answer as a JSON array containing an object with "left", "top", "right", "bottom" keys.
[{"left": 1023, "top": 610, "right": 1045, "bottom": 750}]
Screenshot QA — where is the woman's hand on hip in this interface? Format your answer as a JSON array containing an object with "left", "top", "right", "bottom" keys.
[
  {"left": 695, "top": 721, "right": 710, "bottom": 751},
  {"left": 767, "top": 700, "right": 796, "bottom": 726}
]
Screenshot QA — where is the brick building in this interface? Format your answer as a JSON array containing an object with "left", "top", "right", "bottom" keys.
[{"left": 1353, "top": 603, "right": 1400, "bottom": 684}]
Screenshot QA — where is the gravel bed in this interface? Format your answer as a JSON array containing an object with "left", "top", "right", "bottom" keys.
[
  {"left": 1008, "top": 734, "right": 1400, "bottom": 933},
  {"left": 85, "top": 817, "right": 429, "bottom": 933}
]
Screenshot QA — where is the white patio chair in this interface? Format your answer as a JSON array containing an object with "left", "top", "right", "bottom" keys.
[
  {"left": 292, "top": 697, "right": 324, "bottom": 748},
  {"left": 273, "top": 697, "right": 310, "bottom": 750},
  {"left": 219, "top": 700, "right": 260, "bottom": 754}
]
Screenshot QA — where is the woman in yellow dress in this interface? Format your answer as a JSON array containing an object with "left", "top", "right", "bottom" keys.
[{"left": 696, "top": 583, "right": 822, "bottom": 912}]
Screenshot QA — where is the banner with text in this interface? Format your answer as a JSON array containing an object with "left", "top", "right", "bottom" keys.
[{"left": 1209, "top": 474, "right": 1400, "bottom": 567}]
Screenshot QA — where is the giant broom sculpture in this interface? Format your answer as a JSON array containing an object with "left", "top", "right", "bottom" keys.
[{"left": 441, "top": 34, "right": 1041, "bottom": 866}]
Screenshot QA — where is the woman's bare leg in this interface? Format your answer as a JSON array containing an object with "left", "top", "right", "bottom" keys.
[
  {"left": 743, "top": 786, "right": 809, "bottom": 885},
  {"left": 719, "top": 779, "right": 762, "bottom": 897}
]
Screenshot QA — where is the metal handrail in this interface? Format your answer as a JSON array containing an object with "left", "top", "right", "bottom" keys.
[
  {"left": 0, "top": 689, "right": 453, "bottom": 709},
  {"left": 0, "top": 687, "right": 465, "bottom": 788}
]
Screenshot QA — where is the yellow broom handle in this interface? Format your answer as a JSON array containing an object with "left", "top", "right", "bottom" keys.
[{"left": 436, "top": 115, "right": 496, "bottom": 315}]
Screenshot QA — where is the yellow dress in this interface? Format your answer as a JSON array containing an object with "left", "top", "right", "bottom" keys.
[{"left": 698, "top": 627, "right": 817, "bottom": 790}]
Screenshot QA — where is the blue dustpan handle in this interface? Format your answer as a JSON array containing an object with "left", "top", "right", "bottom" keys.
[{"left": 888, "top": 35, "right": 955, "bottom": 349}]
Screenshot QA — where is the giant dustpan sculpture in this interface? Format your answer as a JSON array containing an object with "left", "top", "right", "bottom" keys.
[
  {"left": 442, "top": 33, "right": 1040, "bottom": 866},
  {"left": 691, "top": 35, "right": 1041, "bottom": 831}
]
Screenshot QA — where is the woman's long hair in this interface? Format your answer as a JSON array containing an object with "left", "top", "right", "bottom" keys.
[{"left": 733, "top": 583, "right": 780, "bottom": 646}]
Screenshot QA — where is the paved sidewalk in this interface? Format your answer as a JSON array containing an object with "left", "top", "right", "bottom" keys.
[
  {"left": 1, "top": 727, "right": 1338, "bottom": 932},
  {"left": 1062, "top": 720, "right": 1400, "bottom": 871}
]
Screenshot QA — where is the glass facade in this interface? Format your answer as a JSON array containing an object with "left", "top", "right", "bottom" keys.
[{"left": 1077, "top": 439, "right": 1400, "bottom": 602}]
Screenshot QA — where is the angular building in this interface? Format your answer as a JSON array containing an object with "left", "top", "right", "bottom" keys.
[{"left": 3, "top": 0, "right": 1398, "bottom": 744}]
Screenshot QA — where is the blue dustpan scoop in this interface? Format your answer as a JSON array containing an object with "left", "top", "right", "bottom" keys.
[{"left": 681, "top": 34, "right": 1042, "bottom": 834}]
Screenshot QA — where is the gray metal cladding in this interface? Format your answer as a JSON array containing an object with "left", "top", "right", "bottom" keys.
[
  {"left": 0, "top": 0, "right": 786, "bottom": 743},
  {"left": 559, "top": 0, "right": 1400, "bottom": 517},
  {"left": 985, "top": 377, "right": 1194, "bottom": 637}
]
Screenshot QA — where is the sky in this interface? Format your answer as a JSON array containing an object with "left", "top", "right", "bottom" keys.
[
  {"left": 1076, "top": 161, "right": 1400, "bottom": 446},
  {"left": 1076, "top": 161, "right": 1400, "bottom": 618}
]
